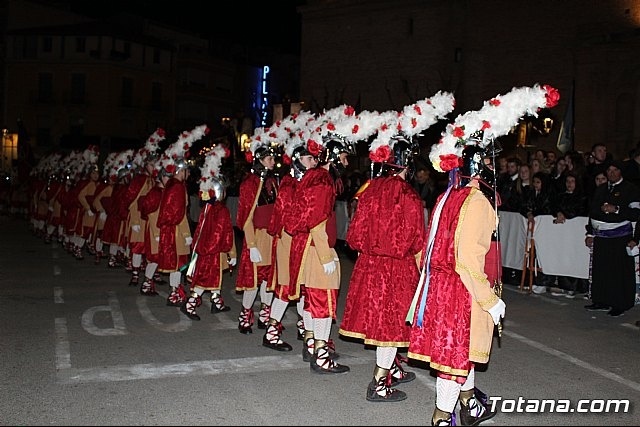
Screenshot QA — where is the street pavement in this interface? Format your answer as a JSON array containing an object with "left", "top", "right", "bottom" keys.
[{"left": 1, "top": 214, "right": 639, "bottom": 426}]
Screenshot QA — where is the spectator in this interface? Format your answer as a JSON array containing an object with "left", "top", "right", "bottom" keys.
[
  {"left": 549, "top": 172, "right": 589, "bottom": 297},
  {"left": 585, "top": 160, "right": 640, "bottom": 317},
  {"left": 497, "top": 156, "right": 521, "bottom": 212}
]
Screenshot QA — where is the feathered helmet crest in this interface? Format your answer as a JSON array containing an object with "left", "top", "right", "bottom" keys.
[
  {"left": 369, "top": 91, "right": 456, "bottom": 165},
  {"left": 158, "top": 124, "right": 209, "bottom": 175},
  {"left": 429, "top": 84, "right": 560, "bottom": 172},
  {"left": 111, "top": 149, "right": 135, "bottom": 181},
  {"left": 246, "top": 122, "right": 287, "bottom": 164},
  {"left": 198, "top": 144, "right": 230, "bottom": 202},
  {"left": 134, "top": 128, "right": 166, "bottom": 168}
]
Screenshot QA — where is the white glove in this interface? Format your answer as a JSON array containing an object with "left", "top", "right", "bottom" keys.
[
  {"left": 99, "top": 212, "right": 107, "bottom": 221},
  {"left": 131, "top": 224, "right": 141, "bottom": 233},
  {"left": 87, "top": 210, "right": 95, "bottom": 217},
  {"left": 185, "top": 236, "right": 193, "bottom": 246},
  {"left": 228, "top": 257, "right": 237, "bottom": 266},
  {"left": 154, "top": 236, "right": 160, "bottom": 242},
  {"left": 488, "top": 298, "right": 506, "bottom": 326},
  {"left": 249, "top": 247, "right": 262, "bottom": 263},
  {"left": 627, "top": 246, "right": 639, "bottom": 257},
  {"left": 322, "top": 260, "right": 336, "bottom": 275}
]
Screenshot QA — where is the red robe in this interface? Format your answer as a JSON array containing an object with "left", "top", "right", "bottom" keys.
[
  {"left": 408, "top": 186, "right": 498, "bottom": 376},
  {"left": 190, "top": 201, "right": 234, "bottom": 290},
  {"left": 101, "top": 183, "right": 127, "bottom": 246},
  {"left": 157, "top": 177, "right": 190, "bottom": 272},
  {"left": 139, "top": 184, "right": 163, "bottom": 262},
  {"left": 235, "top": 173, "right": 276, "bottom": 290},
  {"left": 285, "top": 167, "right": 336, "bottom": 298},
  {"left": 339, "top": 175, "right": 425, "bottom": 347},
  {"left": 267, "top": 174, "right": 297, "bottom": 291}
]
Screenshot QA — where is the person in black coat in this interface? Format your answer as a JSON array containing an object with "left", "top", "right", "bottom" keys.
[{"left": 550, "top": 171, "right": 589, "bottom": 297}]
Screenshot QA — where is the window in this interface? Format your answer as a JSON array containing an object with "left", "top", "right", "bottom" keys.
[
  {"left": 151, "top": 82, "right": 162, "bottom": 111},
  {"left": 75, "top": 37, "right": 86, "bottom": 53},
  {"left": 70, "top": 73, "right": 85, "bottom": 104},
  {"left": 121, "top": 77, "right": 133, "bottom": 107},
  {"left": 38, "top": 73, "right": 53, "bottom": 102},
  {"left": 42, "top": 36, "right": 52, "bottom": 53}
]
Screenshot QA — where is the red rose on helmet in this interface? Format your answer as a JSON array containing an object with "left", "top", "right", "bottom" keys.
[
  {"left": 440, "top": 154, "right": 462, "bottom": 172},
  {"left": 307, "top": 139, "right": 321, "bottom": 156},
  {"left": 369, "top": 145, "right": 391, "bottom": 163},
  {"left": 543, "top": 85, "right": 560, "bottom": 108}
]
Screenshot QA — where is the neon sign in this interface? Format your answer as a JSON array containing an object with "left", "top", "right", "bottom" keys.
[{"left": 258, "top": 65, "right": 270, "bottom": 126}]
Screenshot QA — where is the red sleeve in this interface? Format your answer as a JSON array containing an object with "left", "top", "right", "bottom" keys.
[
  {"left": 138, "top": 186, "right": 162, "bottom": 219},
  {"left": 267, "top": 175, "right": 296, "bottom": 236},
  {"left": 236, "top": 174, "right": 259, "bottom": 229},
  {"left": 157, "top": 179, "right": 186, "bottom": 227},
  {"left": 121, "top": 175, "right": 145, "bottom": 210}
]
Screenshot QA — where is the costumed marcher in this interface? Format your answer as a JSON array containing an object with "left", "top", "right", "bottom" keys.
[
  {"left": 339, "top": 91, "right": 455, "bottom": 402},
  {"left": 138, "top": 165, "right": 171, "bottom": 296},
  {"left": 407, "top": 84, "right": 560, "bottom": 426},
  {"left": 234, "top": 127, "right": 282, "bottom": 334},
  {"left": 90, "top": 151, "right": 118, "bottom": 265},
  {"left": 157, "top": 124, "right": 208, "bottom": 307},
  {"left": 71, "top": 145, "right": 100, "bottom": 260},
  {"left": 584, "top": 159, "right": 640, "bottom": 316},
  {"left": 285, "top": 104, "right": 366, "bottom": 374},
  {"left": 260, "top": 111, "right": 317, "bottom": 350},
  {"left": 101, "top": 150, "right": 134, "bottom": 268},
  {"left": 180, "top": 144, "right": 237, "bottom": 320},
  {"left": 122, "top": 128, "right": 165, "bottom": 287}
]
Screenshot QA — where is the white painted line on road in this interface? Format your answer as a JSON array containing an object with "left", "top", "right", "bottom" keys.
[
  {"left": 55, "top": 353, "right": 370, "bottom": 384},
  {"left": 53, "top": 286, "right": 63, "bottom": 304},
  {"left": 504, "top": 329, "right": 640, "bottom": 393},
  {"left": 54, "top": 317, "right": 71, "bottom": 370}
]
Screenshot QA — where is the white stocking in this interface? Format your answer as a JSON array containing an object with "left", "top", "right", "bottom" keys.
[
  {"left": 270, "top": 297, "right": 288, "bottom": 322},
  {"left": 169, "top": 271, "right": 181, "bottom": 288},
  {"left": 132, "top": 253, "right": 143, "bottom": 268},
  {"left": 259, "top": 280, "right": 273, "bottom": 305},
  {"left": 376, "top": 347, "right": 397, "bottom": 370},
  {"left": 461, "top": 368, "right": 475, "bottom": 392},
  {"left": 242, "top": 289, "right": 258, "bottom": 310},
  {"left": 436, "top": 377, "right": 462, "bottom": 413},
  {"left": 312, "top": 317, "right": 332, "bottom": 341},
  {"left": 145, "top": 262, "right": 158, "bottom": 280}
]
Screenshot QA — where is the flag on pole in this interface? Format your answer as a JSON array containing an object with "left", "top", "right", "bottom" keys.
[{"left": 556, "top": 81, "right": 574, "bottom": 154}]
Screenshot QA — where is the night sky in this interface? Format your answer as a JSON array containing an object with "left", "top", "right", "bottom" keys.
[{"left": 61, "top": 0, "right": 305, "bottom": 53}]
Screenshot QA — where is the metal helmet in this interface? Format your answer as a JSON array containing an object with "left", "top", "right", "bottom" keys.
[
  {"left": 460, "top": 137, "right": 502, "bottom": 204},
  {"left": 251, "top": 145, "right": 276, "bottom": 177},
  {"left": 319, "top": 133, "right": 356, "bottom": 177},
  {"left": 210, "top": 174, "right": 229, "bottom": 203},
  {"left": 385, "top": 133, "right": 419, "bottom": 179},
  {"left": 290, "top": 144, "right": 316, "bottom": 180},
  {"left": 173, "top": 156, "right": 190, "bottom": 172}
]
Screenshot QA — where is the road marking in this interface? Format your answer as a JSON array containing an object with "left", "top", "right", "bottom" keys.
[
  {"left": 55, "top": 353, "right": 370, "bottom": 384},
  {"left": 81, "top": 290, "right": 128, "bottom": 336},
  {"left": 504, "top": 329, "right": 640, "bottom": 392},
  {"left": 53, "top": 286, "right": 63, "bottom": 304},
  {"left": 54, "top": 317, "right": 71, "bottom": 369}
]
